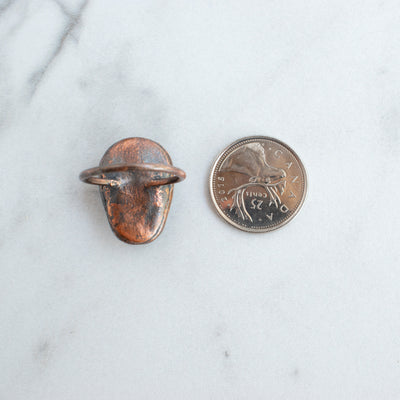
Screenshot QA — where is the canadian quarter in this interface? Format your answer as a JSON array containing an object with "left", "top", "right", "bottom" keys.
[{"left": 209, "top": 136, "right": 307, "bottom": 232}]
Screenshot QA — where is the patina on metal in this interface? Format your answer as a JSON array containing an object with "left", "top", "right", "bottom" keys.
[
  {"left": 209, "top": 136, "right": 307, "bottom": 232},
  {"left": 80, "top": 137, "right": 186, "bottom": 244}
]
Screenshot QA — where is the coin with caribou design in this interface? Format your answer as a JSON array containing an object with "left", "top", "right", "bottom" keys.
[{"left": 209, "top": 136, "right": 307, "bottom": 232}]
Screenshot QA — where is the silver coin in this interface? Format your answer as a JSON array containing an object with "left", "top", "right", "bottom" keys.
[{"left": 209, "top": 136, "right": 307, "bottom": 232}]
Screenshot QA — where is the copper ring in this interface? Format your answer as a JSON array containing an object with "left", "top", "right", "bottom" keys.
[
  {"left": 79, "top": 163, "right": 186, "bottom": 188},
  {"left": 79, "top": 137, "right": 186, "bottom": 244}
]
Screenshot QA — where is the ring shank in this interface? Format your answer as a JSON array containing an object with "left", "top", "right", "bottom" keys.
[{"left": 79, "top": 163, "right": 186, "bottom": 187}]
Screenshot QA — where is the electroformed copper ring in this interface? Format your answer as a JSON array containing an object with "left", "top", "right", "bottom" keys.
[
  {"left": 79, "top": 163, "right": 186, "bottom": 187},
  {"left": 79, "top": 137, "right": 186, "bottom": 245}
]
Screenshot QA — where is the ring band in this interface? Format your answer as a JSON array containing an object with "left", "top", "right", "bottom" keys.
[{"left": 79, "top": 163, "right": 186, "bottom": 187}]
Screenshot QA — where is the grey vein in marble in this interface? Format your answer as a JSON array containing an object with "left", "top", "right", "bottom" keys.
[
  {"left": 0, "top": 0, "right": 14, "bottom": 15},
  {"left": 29, "top": 0, "right": 89, "bottom": 98}
]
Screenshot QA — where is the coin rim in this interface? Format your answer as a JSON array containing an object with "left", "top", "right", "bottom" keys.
[{"left": 209, "top": 136, "right": 308, "bottom": 233}]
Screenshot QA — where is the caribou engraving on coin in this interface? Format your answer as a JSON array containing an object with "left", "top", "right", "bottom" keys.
[
  {"left": 210, "top": 136, "right": 307, "bottom": 232},
  {"left": 220, "top": 142, "right": 287, "bottom": 222}
]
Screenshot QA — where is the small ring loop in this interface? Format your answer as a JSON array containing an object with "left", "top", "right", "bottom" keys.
[{"left": 79, "top": 163, "right": 186, "bottom": 187}]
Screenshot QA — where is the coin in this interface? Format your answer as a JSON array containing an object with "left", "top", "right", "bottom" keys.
[{"left": 209, "top": 136, "right": 307, "bottom": 232}]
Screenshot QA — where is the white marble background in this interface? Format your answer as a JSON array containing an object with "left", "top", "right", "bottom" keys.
[{"left": 1, "top": 0, "right": 400, "bottom": 398}]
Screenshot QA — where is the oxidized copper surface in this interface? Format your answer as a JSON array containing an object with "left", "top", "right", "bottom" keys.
[{"left": 80, "top": 137, "right": 185, "bottom": 244}]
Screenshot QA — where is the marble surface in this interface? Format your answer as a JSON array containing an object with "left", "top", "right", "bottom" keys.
[{"left": 1, "top": 0, "right": 400, "bottom": 398}]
